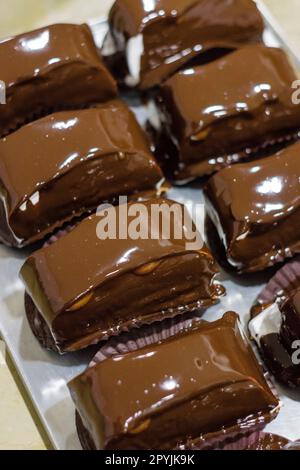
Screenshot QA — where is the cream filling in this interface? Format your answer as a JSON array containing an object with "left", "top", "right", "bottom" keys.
[
  {"left": 146, "top": 100, "right": 162, "bottom": 131},
  {"left": 249, "top": 303, "right": 282, "bottom": 346},
  {"left": 101, "top": 30, "right": 118, "bottom": 56},
  {"left": 125, "top": 34, "right": 144, "bottom": 87}
]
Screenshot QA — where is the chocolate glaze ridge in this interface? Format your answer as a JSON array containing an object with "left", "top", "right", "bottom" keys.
[
  {"left": 107, "top": 0, "right": 263, "bottom": 89},
  {"left": 0, "top": 100, "right": 164, "bottom": 247},
  {"left": 21, "top": 199, "right": 224, "bottom": 353},
  {"left": 204, "top": 140, "right": 300, "bottom": 273},
  {"left": 69, "top": 312, "right": 279, "bottom": 450},
  {"left": 152, "top": 45, "right": 300, "bottom": 181},
  {"left": 0, "top": 23, "right": 117, "bottom": 136}
]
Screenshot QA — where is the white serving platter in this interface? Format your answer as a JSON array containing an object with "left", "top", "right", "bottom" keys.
[{"left": 0, "top": 13, "right": 300, "bottom": 450}]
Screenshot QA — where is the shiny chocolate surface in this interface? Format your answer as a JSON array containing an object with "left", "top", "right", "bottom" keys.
[
  {"left": 250, "top": 291, "right": 300, "bottom": 387},
  {"left": 108, "top": 0, "right": 263, "bottom": 89},
  {"left": 0, "top": 23, "right": 117, "bottom": 135},
  {"left": 0, "top": 100, "right": 164, "bottom": 247},
  {"left": 246, "top": 433, "right": 295, "bottom": 450},
  {"left": 21, "top": 199, "right": 223, "bottom": 352},
  {"left": 204, "top": 140, "right": 300, "bottom": 272},
  {"left": 155, "top": 45, "right": 300, "bottom": 180},
  {"left": 69, "top": 312, "right": 279, "bottom": 450}
]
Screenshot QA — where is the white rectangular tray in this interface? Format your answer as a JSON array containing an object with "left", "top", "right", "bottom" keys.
[{"left": 1, "top": 13, "right": 300, "bottom": 450}]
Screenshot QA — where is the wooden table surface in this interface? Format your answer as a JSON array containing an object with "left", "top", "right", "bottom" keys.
[{"left": 0, "top": 0, "right": 299, "bottom": 450}]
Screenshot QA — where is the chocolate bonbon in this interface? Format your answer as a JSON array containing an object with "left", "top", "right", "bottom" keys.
[
  {"left": 104, "top": 0, "right": 263, "bottom": 89},
  {"left": 0, "top": 24, "right": 117, "bottom": 136},
  {"left": 0, "top": 100, "right": 164, "bottom": 248},
  {"left": 249, "top": 292, "right": 300, "bottom": 388},
  {"left": 69, "top": 312, "right": 279, "bottom": 450},
  {"left": 21, "top": 199, "right": 224, "bottom": 353},
  {"left": 204, "top": 141, "right": 300, "bottom": 273},
  {"left": 151, "top": 45, "right": 300, "bottom": 181}
]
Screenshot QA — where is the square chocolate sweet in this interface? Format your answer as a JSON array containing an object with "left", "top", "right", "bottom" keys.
[
  {"left": 204, "top": 140, "right": 300, "bottom": 273},
  {"left": 0, "top": 23, "right": 117, "bottom": 136},
  {"left": 69, "top": 312, "right": 279, "bottom": 450},
  {"left": 104, "top": 0, "right": 263, "bottom": 89},
  {"left": 0, "top": 100, "right": 164, "bottom": 247},
  {"left": 151, "top": 45, "right": 300, "bottom": 181},
  {"left": 21, "top": 199, "right": 224, "bottom": 353},
  {"left": 249, "top": 293, "right": 300, "bottom": 388}
]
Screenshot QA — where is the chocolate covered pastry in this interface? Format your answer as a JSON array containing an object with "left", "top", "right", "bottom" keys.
[
  {"left": 204, "top": 141, "right": 300, "bottom": 273},
  {"left": 104, "top": 0, "right": 263, "bottom": 89},
  {"left": 21, "top": 199, "right": 224, "bottom": 353},
  {"left": 0, "top": 100, "right": 164, "bottom": 248},
  {"left": 69, "top": 312, "right": 279, "bottom": 450},
  {"left": 0, "top": 23, "right": 117, "bottom": 136},
  {"left": 150, "top": 45, "right": 300, "bottom": 182},
  {"left": 249, "top": 291, "right": 300, "bottom": 388}
]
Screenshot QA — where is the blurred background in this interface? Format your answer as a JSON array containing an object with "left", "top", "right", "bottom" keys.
[
  {"left": 0, "top": 1, "right": 299, "bottom": 59},
  {"left": 0, "top": 0, "right": 114, "bottom": 37}
]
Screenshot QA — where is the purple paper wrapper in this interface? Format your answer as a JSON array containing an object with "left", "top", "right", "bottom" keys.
[
  {"left": 251, "top": 256, "right": 300, "bottom": 316},
  {"left": 43, "top": 223, "right": 77, "bottom": 247},
  {"left": 86, "top": 314, "right": 280, "bottom": 451}
]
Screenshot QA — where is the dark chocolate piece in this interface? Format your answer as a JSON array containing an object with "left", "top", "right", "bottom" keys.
[
  {"left": 151, "top": 45, "right": 300, "bottom": 182},
  {"left": 249, "top": 293, "right": 300, "bottom": 388},
  {"left": 69, "top": 312, "right": 279, "bottom": 450},
  {"left": 20, "top": 199, "right": 224, "bottom": 353},
  {"left": 245, "top": 433, "right": 300, "bottom": 450},
  {"left": 204, "top": 141, "right": 300, "bottom": 273},
  {"left": 105, "top": 0, "right": 263, "bottom": 89},
  {"left": 0, "top": 23, "right": 117, "bottom": 136},
  {"left": 0, "top": 100, "right": 164, "bottom": 247}
]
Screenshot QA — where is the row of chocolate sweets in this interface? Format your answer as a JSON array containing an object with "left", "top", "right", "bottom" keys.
[
  {"left": 105, "top": 1, "right": 300, "bottom": 272},
  {"left": 102, "top": 0, "right": 300, "bottom": 393},
  {"left": 0, "top": 24, "right": 167, "bottom": 247},
  {"left": 0, "top": 0, "right": 297, "bottom": 450},
  {"left": 70, "top": 0, "right": 300, "bottom": 450}
]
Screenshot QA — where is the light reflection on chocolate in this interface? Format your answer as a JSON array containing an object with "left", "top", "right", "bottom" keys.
[
  {"left": 106, "top": 0, "right": 264, "bottom": 89},
  {"left": 0, "top": 100, "right": 164, "bottom": 247},
  {"left": 0, "top": 23, "right": 117, "bottom": 136},
  {"left": 204, "top": 140, "right": 300, "bottom": 273},
  {"left": 21, "top": 199, "right": 224, "bottom": 353},
  {"left": 69, "top": 312, "right": 279, "bottom": 450},
  {"left": 249, "top": 290, "right": 300, "bottom": 388},
  {"left": 152, "top": 45, "right": 300, "bottom": 181},
  {"left": 246, "top": 433, "right": 300, "bottom": 450}
]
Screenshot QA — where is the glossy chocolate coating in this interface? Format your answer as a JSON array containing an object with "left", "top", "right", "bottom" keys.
[
  {"left": 205, "top": 140, "right": 300, "bottom": 273},
  {"left": 0, "top": 100, "right": 164, "bottom": 247},
  {"left": 153, "top": 45, "right": 300, "bottom": 181},
  {"left": 246, "top": 433, "right": 300, "bottom": 450},
  {"left": 0, "top": 24, "right": 117, "bottom": 136},
  {"left": 251, "top": 291, "right": 300, "bottom": 388},
  {"left": 21, "top": 199, "right": 223, "bottom": 353},
  {"left": 69, "top": 312, "right": 279, "bottom": 450},
  {"left": 108, "top": 0, "right": 263, "bottom": 89}
]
